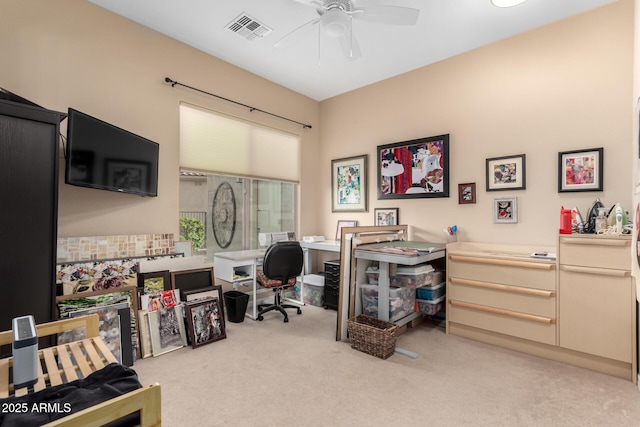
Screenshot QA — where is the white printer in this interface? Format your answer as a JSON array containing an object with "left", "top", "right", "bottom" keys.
[{"left": 258, "top": 231, "right": 296, "bottom": 247}]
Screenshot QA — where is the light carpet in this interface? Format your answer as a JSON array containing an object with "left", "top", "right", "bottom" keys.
[{"left": 132, "top": 305, "right": 640, "bottom": 426}]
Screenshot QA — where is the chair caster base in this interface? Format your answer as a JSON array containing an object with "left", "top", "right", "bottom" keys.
[{"left": 257, "top": 315, "right": 264, "bottom": 321}]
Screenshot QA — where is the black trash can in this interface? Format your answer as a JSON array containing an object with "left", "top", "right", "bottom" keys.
[{"left": 224, "top": 290, "right": 250, "bottom": 323}]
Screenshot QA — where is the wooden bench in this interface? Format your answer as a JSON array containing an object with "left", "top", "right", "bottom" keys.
[{"left": 0, "top": 314, "right": 161, "bottom": 426}]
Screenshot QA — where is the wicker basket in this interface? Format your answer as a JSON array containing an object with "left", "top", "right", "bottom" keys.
[{"left": 347, "top": 314, "right": 398, "bottom": 359}]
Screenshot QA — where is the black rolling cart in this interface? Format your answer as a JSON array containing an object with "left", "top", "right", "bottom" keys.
[{"left": 323, "top": 260, "right": 341, "bottom": 310}]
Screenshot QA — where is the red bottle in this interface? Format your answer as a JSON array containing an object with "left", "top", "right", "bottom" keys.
[{"left": 560, "top": 206, "right": 572, "bottom": 234}]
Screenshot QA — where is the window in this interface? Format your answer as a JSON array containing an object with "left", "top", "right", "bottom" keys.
[{"left": 179, "top": 104, "right": 299, "bottom": 259}]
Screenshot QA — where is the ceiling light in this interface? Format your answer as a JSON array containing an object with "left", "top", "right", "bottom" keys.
[
  {"left": 491, "top": 0, "right": 527, "bottom": 7},
  {"left": 321, "top": 8, "right": 350, "bottom": 38}
]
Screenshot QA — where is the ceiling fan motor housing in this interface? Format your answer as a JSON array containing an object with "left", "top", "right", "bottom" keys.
[{"left": 321, "top": 8, "right": 351, "bottom": 37}]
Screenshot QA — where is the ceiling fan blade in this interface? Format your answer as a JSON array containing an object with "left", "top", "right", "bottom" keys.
[
  {"left": 353, "top": 5, "right": 420, "bottom": 26},
  {"left": 274, "top": 18, "right": 320, "bottom": 49},
  {"left": 337, "top": 31, "right": 362, "bottom": 61}
]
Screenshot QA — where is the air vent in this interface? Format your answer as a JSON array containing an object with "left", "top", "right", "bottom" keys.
[{"left": 225, "top": 13, "right": 272, "bottom": 41}]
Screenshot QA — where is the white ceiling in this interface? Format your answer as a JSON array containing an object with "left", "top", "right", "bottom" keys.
[{"left": 89, "top": 0, "right": 616, "bottom": 101}]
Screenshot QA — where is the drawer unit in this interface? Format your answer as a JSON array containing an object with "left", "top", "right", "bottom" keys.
[
  {"left": 447, "top": 244, "right": 557, "bottom": 346},
  {"left": 323, "top": 260, "right": 340, "bottom": 310},
  {"left": 446, "top": 239, "right": 637, "bottom": 383}
]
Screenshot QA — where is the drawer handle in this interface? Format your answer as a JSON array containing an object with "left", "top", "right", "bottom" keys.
[
  {"left": 449, "top": 299, "right": 556, "bottom": 324},
  {"left": 561, "top": 237, "right": 630, "bottom": 248},
  {"left": 450, "top": 277, "right": 556, "bottom": 297},
  {"left": 560, "top": 265, "right": 631, "bottom": 277},
  {"left": 449, "top": 255, "right": 555, "bottom": 270}
]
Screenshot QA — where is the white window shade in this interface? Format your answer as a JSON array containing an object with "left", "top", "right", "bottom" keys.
[{"left": 180, "top": 103, "right": 301, "bottom": 182}]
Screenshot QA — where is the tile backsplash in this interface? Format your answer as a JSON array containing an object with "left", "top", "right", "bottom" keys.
[{"left": 57, "top": 234, "right": 175, "bottom": 262}]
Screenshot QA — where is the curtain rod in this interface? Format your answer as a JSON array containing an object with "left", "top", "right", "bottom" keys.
[{"left": 164, "top": 77, "right": 312, "bottom": 129}]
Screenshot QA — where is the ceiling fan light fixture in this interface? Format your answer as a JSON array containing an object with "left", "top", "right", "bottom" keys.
[
  {"left": 321, "top": 8, "right": 350, "bottom": 38},
  {"left": 491, "top": 0, "right": 527, "bottom": 7}
]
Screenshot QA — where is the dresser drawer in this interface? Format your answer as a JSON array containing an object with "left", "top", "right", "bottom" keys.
[
  {"left": 559, "top": 236, "right": 631, "bottom": 270},
  {"left": 448, "top": 299, "right": 556, "bottom": 345},
  {"left": 448, "top": 255, "right": 555, "bottom": 291},
  {"left": 448, "top": 279, "right": 556, "bottom": 318}
]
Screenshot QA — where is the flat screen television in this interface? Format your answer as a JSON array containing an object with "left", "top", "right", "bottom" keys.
[{"left": 65, "top": 108, "right": 159, "bottom": 197}]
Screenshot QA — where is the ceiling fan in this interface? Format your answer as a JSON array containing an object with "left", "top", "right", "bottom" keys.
[{"left": 275, "top": 0, "right": 420, "bottom": 61}]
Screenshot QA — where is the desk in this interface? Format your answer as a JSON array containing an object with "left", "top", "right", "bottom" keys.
[
  {"left": 214, "top": 242, "right": 341, "bottom": 320},
  {"left": 354, "top": 244, "right": 446, "bottom": 326},
  {"left": 300, "top": 240, "right": 341, "bottom": 274},
  {"left": 0, "top": 336, "right": 117, "bottom": 398}
]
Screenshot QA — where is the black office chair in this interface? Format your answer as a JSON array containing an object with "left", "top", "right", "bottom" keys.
[{"left": 255, "top": 241, "right": 304, "bottom": 322}]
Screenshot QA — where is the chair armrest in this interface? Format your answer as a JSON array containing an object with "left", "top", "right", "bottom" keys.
[{"left": 0, "top": 314, "right": 100, "bottom": 346}]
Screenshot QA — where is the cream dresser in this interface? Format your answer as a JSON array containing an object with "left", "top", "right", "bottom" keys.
[{"left": 446, "top": 239, "right": 637, "bottom": 382}]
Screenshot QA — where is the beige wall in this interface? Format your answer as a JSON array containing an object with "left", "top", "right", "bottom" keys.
[
  {"left": 1, "top": 0, "right": 321, "bottom": 239},
  {"left": 319, "top": 0, "right": 633, "bottom": 246},
  {"left": 1, "top": 0, "right": 633, "bottom": 249}
]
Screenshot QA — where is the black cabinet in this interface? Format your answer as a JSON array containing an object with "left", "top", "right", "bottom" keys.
[
  {"left": 0, "top": 99, "right": 65, "bottom": 332},
  {"left": 323, "top": 260, "right": 340, "bottom": 310}
]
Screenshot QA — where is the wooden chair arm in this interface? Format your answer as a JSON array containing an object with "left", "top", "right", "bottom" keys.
[{"left": 0, "top": 314, "right": 100, "bottom": 347}]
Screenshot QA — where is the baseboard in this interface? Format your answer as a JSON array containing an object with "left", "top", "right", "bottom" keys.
[{"left": 448, "top": 322, "right": 635, "bottom": 383}]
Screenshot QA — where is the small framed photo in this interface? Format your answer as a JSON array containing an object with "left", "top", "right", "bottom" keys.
[
  {"left": 486, "top": 154, "right": 526, "bottom": 191},
  {"left": 332, "top": 155, "right": 368, "bottom": 212},
  {"left": 335, "top": 220, "right": 357, "bottom": 241},
  {"left": 458, "top": 183, "right": 476, "bottom": 204},
  {"left": 374, "top": 208, "right": 399, "bottom": 226},
  {"left": 185, "top": 298, "right": 226, "bottom": 348},
  {"left": 493, "top": 197, "right": 518, "bottom": 223},
  {"left": 137, "top": 270, "right": 171, "bottom": 295},
  {"left": 558, "top": 147, "right": 603, "bottom": 192}
]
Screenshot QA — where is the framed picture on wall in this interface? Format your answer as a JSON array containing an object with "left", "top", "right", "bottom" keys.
[
  {"left": 377, "top": 134, "right": 450, "bottom": 199},
  {"left": 458, "top": 183, "right": 476, "bottom": 204},
  {"left": 332, "top": 155, "right": 368, "bottom": 212},
  {"left": 493, "top": 197, "right": 518, "bottom": 223},
  {"left": 374, "top": 208, "right": 399, "bottom": 226},
  {"left": 557, "top": 147, "right": 603, "bottom": 192},
  {"left": 486, "top": 154, "right": 526, "bottom": 191}
]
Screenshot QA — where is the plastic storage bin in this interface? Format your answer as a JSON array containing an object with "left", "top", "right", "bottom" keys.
[
  {"left": 360, "top": 284, "right": 415, "bottom": 323},
  {"left": 365, "top": 267, "right": 379, "bottom": 285},
  {"left": 415, "top": 296, "right": 445, "bottom": 315},
  {"left": 415, "top": 282, "right": 445, "bottom": 300},
  {"left": 296, "top": 274, "right": 325, "bottom": 307},
  {"left": 390, "top": 264, "right": 435, "bottom": 288}
]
